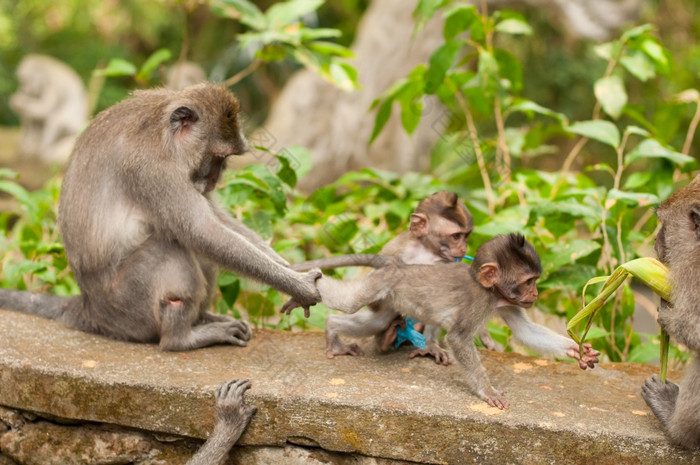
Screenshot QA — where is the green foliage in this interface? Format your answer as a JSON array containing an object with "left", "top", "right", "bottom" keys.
[
  {"left": 0, "top": 170, "right": 76, "bottom": 296},
  {"left": 209, "top": 0, "right": 358, "bottom": 90},
  {"left": 87, "top": 0, "right": 358, "bottom": 106},
  {"left": 366, "top": 1, "right": 699, "bottom": 363}
]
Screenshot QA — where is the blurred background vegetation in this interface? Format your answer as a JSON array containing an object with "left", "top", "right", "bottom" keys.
[
  {"left": 0, "top": 0, "right": 699, "bottom": 367},
  {"left": 0, "top": 0, "right": 368, "bottom": 126},
  {"left": 1, "top": 0, "right": 697, "bottom": 128}
]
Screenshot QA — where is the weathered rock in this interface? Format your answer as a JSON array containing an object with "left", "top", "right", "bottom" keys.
[
  {"left": 0, "top": 408, "right": 22, "bottom": 430},
  {"left": 0, "top": 454, "right": 18, "bottom": 465},
  {"left": 0, "top": 309, "right": 699, "bottom": 464},
  {"left": 0, "top": 421, "right": 157, "bottom": 465}
]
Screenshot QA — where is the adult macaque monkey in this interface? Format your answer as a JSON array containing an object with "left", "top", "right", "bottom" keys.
[
  {"left": 188, "top": 379, "right": 256, "bottom": 465},
  {"left": 294, "top": 191, "right": 477, "bottom": 363},
  {"left": 642, "top": 174, "right": 700, "bottom": 448},
  {"left": 0, "top": 83, "right": 321, "bottom": 350},
  {"left": 285, "top": 234, "right": 600, "bottom": 409}
]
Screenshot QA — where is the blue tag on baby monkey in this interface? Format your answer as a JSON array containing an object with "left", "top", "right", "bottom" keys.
[{"left": 395, "top": 317, "right": 427, "bottom": 349}]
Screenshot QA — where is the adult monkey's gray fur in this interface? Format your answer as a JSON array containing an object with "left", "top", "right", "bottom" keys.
[
  {"left": 0, "top": 83, "right": 321, "bottom": 351},
  {"left": 642, "top": 174, "right": 700, "bottom": 449}
]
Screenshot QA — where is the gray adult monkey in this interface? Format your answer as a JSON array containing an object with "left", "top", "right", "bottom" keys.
[{"left": 0, "top": 83, "right": 321, "bottom": 351}]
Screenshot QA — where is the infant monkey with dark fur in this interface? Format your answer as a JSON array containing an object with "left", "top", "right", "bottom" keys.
[{"left": 284, "top": 233, "right": 600, "bottom": 409}]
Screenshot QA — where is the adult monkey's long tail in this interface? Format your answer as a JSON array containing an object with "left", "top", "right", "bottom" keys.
[{"left": 0, "top": 289, "right": 73, "bottom": 320}]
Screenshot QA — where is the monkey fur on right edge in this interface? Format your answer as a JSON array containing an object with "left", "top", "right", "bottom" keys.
[
  {"left": 642, "top": 174, "right": 700, "bottom": 448},
  {"left": 0, "top": 83, "right": 321, "bottom": 351},
  {"left": 284, "top": 233, "right": 600, "bottom": 409}
]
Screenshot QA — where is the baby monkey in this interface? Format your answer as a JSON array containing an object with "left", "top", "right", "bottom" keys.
[{"left": 284, "top": 233, "right": 599, "bottom": 408}]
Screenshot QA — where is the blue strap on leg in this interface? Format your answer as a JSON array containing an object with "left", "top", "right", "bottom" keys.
[
  {"left": 395, "top": 317, "right": 427, "bottom": 349},
  {"left": 395, "top": 256, "right": 473, "bottom": 350}
]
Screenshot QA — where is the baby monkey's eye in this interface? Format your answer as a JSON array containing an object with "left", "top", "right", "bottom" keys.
[{"left": 451, "top": 233, "right": 464, "bottom": 240}]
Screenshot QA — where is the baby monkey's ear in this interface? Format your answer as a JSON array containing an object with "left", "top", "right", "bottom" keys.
[{"left": 478, "top": 263, "right": 499, "bottom": 288}]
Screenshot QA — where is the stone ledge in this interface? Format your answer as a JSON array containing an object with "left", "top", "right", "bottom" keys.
[{"left": 0, "top": 309, "right": 698, "bottom": 464}]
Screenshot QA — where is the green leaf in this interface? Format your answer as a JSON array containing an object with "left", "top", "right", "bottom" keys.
[
  {"left": 593, "top": 42, "right": 614, "bottom": 60},
  {"left": 308, "top": 40, "right": 354, "bottom": 58},
  {"left": 246, "top": 164, "right": 287, "bottom": 215},
  {"left": 620, "top": 50, "right": 656, "bottom": 82},
  {"left": 323, "top": 218, "right": 359, "bottom": 246},
  {"left": 413, "top": 0, "right": 449, "bottom": 31},
  {"left": 620, "top": 23, "right": 654, "bottom": 42},
  {"left": 594, "top": 75, "right": 627, "bottom": 120},
  {"left": 566, "top": 120, "right": 621, "bottom": 148},
  {"left": 582, "top": 326, "right": 609, "bottom": 340},
  {"left": 607, "top": 189, "right": 659, "bottom": 207},
  {"left": 593, "top": 42, "right": 622, "bottom": 61},
  {"left": 399, "top": 98, "right": 423, "bottom": 134},
  {"left": 477, "top": 50, "right": 500, "bottom": 97},
  {"left": 541, "top": 240, "right": 601, "bottom": 273},
  {"left": 256, "top": 44, "right": 287, "bottom": 62},
  {"left": 473, "top": 221, "right": 526, "bottom": 237},
  {"left": 425, "top": 39, "right": 461, "bottom": 94},
  {"left": 494, "top": 18, "right": 533, "bottom": 35},
  {"left": 641, "top": 39, "right": 669, "bottom": 72},
  {"left": 494, "top": 48, "right": 523, "bottom": 93},
  {"left": 328, "top": 61, "right": 359, "bottom": 91},
  {"left": 276, "top": 154, "right": 297, "bottom": 188},
  {"left": 443, "top": 4, "right": 477, "bottom": 40},
  {"left": 219, "top": 278, "right": 241, "bottom": 307},
  {"left": 265, "top": 0, "right": 323, "bottom": 29},
  {"left": 507, "top": 99, "right": 566, "bottom": 123},
  {"left": 210, "top": 0, "right": 267, "bottom": 30},
  {"left": 628, "top": 338, "right": 662, "bottom": 364},
  {"left": 534, "top": 198, "right": 599, "bottom": 220},
  {"left": 626, "top": 138, "right": 697, "bottom": 168},
  {"left": 298, "top": 27, "right": 342, "bottom": 42},
  {"left": 623, "top": 171, "right": 652, "bottom": 190},
  {"left": 369, "top": 98, "right": 394, "bottom": 144},
  {"left": 137, "top": 48, "right": 172, "bottom": 82},
  {"left": 624, "top": 125, "right": 651, "bottom": 138},
  {"left": 94, "top": 58, "right": 137, "bottom": 77},
  {"left": 244, "top": 210, "right": 275, "bottom": 238},
  {"left": 278, "top": 144, "right": 313, "bottom": 179}
]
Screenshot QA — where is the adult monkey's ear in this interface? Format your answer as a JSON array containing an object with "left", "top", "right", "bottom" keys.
[
  {"left": 170, "top": 106, "right": 199, "bottom": 133},
  {"left": 478, "top": 263, "right": 499, "bottom": 288}
]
